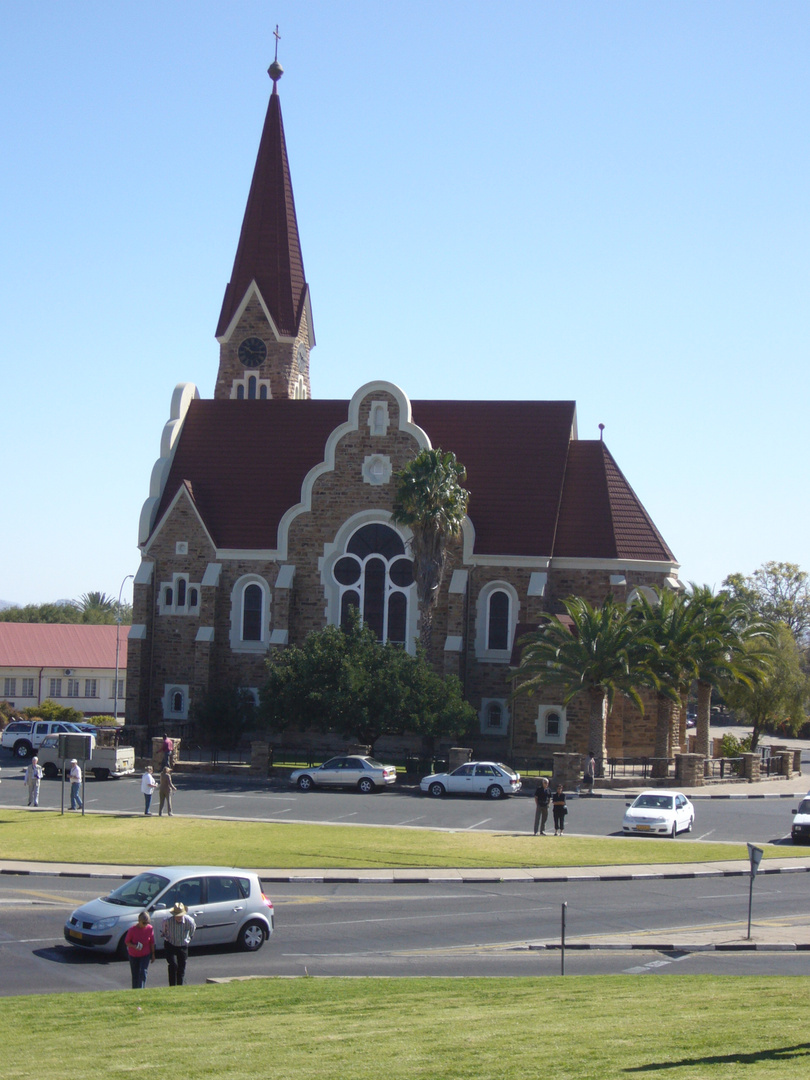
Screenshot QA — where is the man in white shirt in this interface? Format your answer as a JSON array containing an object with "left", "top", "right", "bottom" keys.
[
  {"left": 69, "top": 759, "right": 83, "bottom": 811},
  {"left": 26, "top": 756, "right": 43, "bottom": 807}
]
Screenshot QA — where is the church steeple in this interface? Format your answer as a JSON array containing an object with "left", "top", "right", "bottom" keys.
[{"left": 215, "top": 43, "right": 313, "bottom": 401}]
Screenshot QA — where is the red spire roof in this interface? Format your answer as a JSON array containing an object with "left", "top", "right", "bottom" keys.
[{"left": 216, "top": 77, "right": 307, "bottom": 339}]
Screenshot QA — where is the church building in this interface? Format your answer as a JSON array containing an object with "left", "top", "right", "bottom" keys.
[{"left": 126, "top": 57, "right": 680, "bottom": 760}]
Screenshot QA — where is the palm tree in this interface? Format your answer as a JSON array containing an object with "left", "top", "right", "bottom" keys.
[
  {"left": 685, "top": 585, "right": 771, "bottom": 761},
  {"left": 73, "top": 591, "right": 118, "bottom": 624},
  {"left": 512, "top": 595, "right": 654, "bottom": 766},
  {"left": 391, "top": 448, "right": 470, "bottom": 652},
  {"left": 629, "top": 588, "right": 700, "bottom": 776}
]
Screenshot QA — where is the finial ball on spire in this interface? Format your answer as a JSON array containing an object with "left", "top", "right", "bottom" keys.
[{"left": 268, "top": 59, "right": 284, "bottom": 84}]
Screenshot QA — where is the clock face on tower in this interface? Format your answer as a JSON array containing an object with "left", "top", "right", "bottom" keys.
[{"left": 238, "top": 336, "right": 267, "bottom": 368}]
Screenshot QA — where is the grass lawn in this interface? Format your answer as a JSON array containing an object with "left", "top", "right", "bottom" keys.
[
  {"left": 0, "top": 809, "right": 799, "bottom": 868},
  {"left": 2, "top": 976, "right": 807, "bottom": 1079}
]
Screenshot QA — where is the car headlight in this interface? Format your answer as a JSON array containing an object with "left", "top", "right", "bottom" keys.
[{"left": 92, "top": 916, "right": 119, "bottom": 931}]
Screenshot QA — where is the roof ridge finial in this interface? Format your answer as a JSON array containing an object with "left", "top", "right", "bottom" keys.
[
  {"left": 598, "top": 423, "right": 605, "bottom": 441},
  {"left": 268, "top": 24, "right": 283, "bottom": 90}
]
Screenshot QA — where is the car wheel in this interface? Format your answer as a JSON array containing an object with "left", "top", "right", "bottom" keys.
[
  {"left": 486, "top": 785, "right": 504, "bottom": 800},
  {"left": 357, "top": 777, "right": 375, "bottom": 794},
  {"left": 686, "top": 816, "right": 693, "bottom": 833},
  {"left": 43, "top": 762, "right": 58, "bottom": 779},
  {"left": 670, "top": 821, "right": 678, "bottom": 838},
  {"left": 239, "top": 920, "right": 266, "bottom": 952},
  {"left": 14, "top": 741, "right": 33, "bottom": 759},
  {"left": 297, "top": 775, "right": 314, "bottom": 791},
  {"left": 116, "top": 934, "right": 129, "bottom": 961},
  {"left": 428, "top": 782, "right": 445, "bottom": 798},
  {"left": 93, "top": 768, "right": 110, "bottom": 781}
]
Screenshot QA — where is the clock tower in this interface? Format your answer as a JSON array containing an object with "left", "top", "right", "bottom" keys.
[{"left": 214, "top": 55, "right": 314, "bottom": 401}]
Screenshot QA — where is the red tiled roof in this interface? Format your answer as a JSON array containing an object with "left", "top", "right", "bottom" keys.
[
  {"left": 553, "top": 441, "right": 674, "bottom": 561},
  {"left": 0, "top": 624, "right": 129, "bottom": 669},
  {"left": 216, "top": 85, "right": 307, "bottom": 339},
  {"left": 150, "top": 398, "right": 675, "bottom": 563}
]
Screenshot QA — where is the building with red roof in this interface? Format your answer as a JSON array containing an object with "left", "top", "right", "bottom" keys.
[
  {"left": 0, "top": 623, "right": 129, "bottom": 718},
  {"left": 127, "top": 55, "right": 680, "bottom": 762}
]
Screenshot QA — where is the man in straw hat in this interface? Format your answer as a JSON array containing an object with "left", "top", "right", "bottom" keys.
[{"left": 160, "top": 901, "right": 196, "bottom": 985}]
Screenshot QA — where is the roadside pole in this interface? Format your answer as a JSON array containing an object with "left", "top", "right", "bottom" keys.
[
  {"left": 561, "top": 901, "right": 567, "bottom": 975},
  {"left": 747, "top": 842, "right": 763, "bottom": 940}
]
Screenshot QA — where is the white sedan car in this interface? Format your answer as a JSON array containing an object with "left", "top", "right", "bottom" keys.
[
  {"left": 622, "top": 789, "right": 695, "bottom": 838},
  {"left": 289, "top": 755, "right": 397, "bottom": 793},
  {"left": 420, "top": 761, "right": 521, "bottom": 799}
]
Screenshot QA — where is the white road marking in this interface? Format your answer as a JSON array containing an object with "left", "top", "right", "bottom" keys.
[
  {"left": 466, "top": 819, "right": 492, "bottom": 830},
  {"left": 394, "top": 816, "right": 426, "bottom": 825}
]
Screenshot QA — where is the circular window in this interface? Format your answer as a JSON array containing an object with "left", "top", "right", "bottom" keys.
[
  {"left": 389, "top": 558, "right": 414, "bottom": 588},
  {"left": 334, "top": 557, "right": 361, "bottom": 586}
]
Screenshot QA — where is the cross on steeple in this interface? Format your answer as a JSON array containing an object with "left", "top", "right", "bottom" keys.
[{"left": 273, "top": 24, "right": 281, "bottom": 62}]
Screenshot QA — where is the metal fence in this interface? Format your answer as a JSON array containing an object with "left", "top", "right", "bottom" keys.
[{"left": 606, "top": 757, "right": 675, "bottom": 780}]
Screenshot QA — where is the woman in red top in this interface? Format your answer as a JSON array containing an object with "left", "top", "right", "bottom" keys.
[{"left": 124, "top": 911, "right": 156, "bottom": 989}]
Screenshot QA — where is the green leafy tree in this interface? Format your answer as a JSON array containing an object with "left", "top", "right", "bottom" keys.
[
  {"left": 723, "top": 562, "right": 810, "bottom": 644},
  {"left": 721, "top": 623, "right": 810, "bottom": 750},
  {"left": 0, "top": 602, "right": 81, "bottom": 623},
  {"left": 512, "top": 596, "right": 654, "bottom": 766},
  {"left": 259, "top": 612, "right": 475, "bottom": 751},
  {"left": 190, "top": 684, "right": 257, "bottom": 750},
  {"left": 21, "top": 699, "right": 85, "bottom": 725},
  {"left": 391, "top": 448, "right": 470, "bottom": 652}
]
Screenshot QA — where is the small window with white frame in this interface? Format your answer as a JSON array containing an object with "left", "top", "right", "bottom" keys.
[
  {"left": 49, "top": 678, "right": 62, "bottom": 697},
  {"left": 163, "top": 684, "right": 189, "bottom": 720},
  {"left": 535, "top": 705, "right": 568, "bottom": 745},
  {"left": 480, "top": 698, "right": 509, "bottom": 735},
  {"left": 3, "top": 677, "right": 16, "bottom": 697},
  {"left": 66, "top": 679, "right": 81, "bottom": 698},
  {"left": 85, "top": 679, "right": 97, "bottom": 698},
  {"left": 21, "top": 678, "right": 34, "bottom": 697}
]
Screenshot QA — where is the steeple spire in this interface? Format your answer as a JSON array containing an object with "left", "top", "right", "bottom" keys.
[{"left": 214, "top": 39, "right": 313, "bottom": 401}]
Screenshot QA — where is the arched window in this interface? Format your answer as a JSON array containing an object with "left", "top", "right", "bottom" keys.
[
  {"left": 475, "top": 581, "right": 519, "bottom": 661},
  {"left": 188, "top": 587, "right": 199, "bottom": 609},
  {"left": 237, "top": 384, "right": 245, "bottom": 400},
  {"left": 248, "top": 375, "right": 257, "bottom": 400},
  {"left": 171, "top": 690, "right": 184, "bottom": 714},
  {"left": 487, "top": 590, "right": 509, "bottom": 651},
  {"left": 332, "top": 523, "right": 413, "bottom": 645},
  {"left": 487, "top": 702, "right": 503, "bottom": 728},
  {"left": 177, "top": 578, "right": 186, "bottom": 608},
  {"left": 164, "top": 586, "right": 173, "bottom": 607},
  {"left": 242, "top": 583, "right": 263, "bottom": 641}
]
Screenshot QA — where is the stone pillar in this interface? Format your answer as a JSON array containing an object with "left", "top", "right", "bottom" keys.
[
  {"left": 151, "top": 737, "right": 180, "bottom": 772},
  {"left": 675, "top": 753, "right": 705, "bottom": 786},
  {"left": 740, "top": 752, "right": 760, "bottom": 783},
  {"left": 793, "top": 749, "right": 802, "bottom": 775},
  {"left": 552, "top": 753, "right": 583, "bottom": 789},
  {"left": 775, "top": 752, "right": 793, "bottom": 779},
  {"left": 250, "top": 741, "right": 271, "bottom": 775},
  {"left": 448, "top": 747, "right": 473, "bottom": 771}
]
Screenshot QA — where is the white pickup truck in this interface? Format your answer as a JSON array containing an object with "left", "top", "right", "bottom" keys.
[{"left": 36, "top": 735, "right": 136, "bottom": 780}]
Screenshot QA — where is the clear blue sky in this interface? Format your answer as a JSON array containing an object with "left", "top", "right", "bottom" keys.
[{"left": 2, "top": 1, "right": 808, "bottom": 608}]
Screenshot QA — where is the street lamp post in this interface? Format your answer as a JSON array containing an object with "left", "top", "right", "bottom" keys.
[{"left": 114, "top": 574, "right": 134, "bottom": 723}]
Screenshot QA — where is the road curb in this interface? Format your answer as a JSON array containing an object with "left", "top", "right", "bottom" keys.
[{"left": 527, "top": 942, "right": 810, "bottom": 952}]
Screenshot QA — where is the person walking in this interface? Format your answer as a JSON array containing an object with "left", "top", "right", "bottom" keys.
[
  {"left": 552, "top": 783, "right": 567, "bottom": 835},
  {"left": 25, "top": 756, "right": 43, "bottom": 807},
  {"left": 161, "top": 902, "right": 196, "bottom": 986},
  {"left": 161, "top": 734, "right": 174, "bottom": 770},
  {"left": 158, "top": 768, "right": 177, "bottom": 816},
  {"left": 582, "top": 751, "right": 596, "bottom": 796},
  {"left": 140, "top": 766, "right": 157, "bottom": 815},
  {"left": 533, "top": 777, "right": 551, "bottom": 835},
  {"left": 124, "top": 911, "right": 156, "bottom": 989},
  {"left": 69, "top": 759, "right": 83, "bottom": 811}
]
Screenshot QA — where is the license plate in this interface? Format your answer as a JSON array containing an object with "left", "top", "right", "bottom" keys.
[
  {"left": 636, "top": 825, "right": 651, "bottom": 831},
  {"left": 68, "top": 929, "right": 84, "bottom": 940}
]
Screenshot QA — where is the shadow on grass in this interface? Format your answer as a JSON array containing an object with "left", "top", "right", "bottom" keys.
[{"left": 625, "top": 1043, "right": 810, "bottom": 1071}]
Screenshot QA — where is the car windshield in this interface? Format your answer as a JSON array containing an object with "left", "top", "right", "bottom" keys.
[
  {"left": 104, "top": 872, "right": 170, "bottom": 907},
  {"left": 496, "top": 763, "right": 516, "bottom": 778},
  {"left": 798, "top": 800, "right": 810, "bottom": 815},
  {"left": 633, "top": 795, "right": 675, "bottom": 810}
]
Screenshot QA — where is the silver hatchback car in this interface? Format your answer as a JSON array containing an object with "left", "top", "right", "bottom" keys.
[{"left": 64, "top": 866, "right": 274, "bottom": 956}]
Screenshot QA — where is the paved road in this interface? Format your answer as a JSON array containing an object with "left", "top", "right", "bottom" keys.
[
  {"left": 0, "top": 766, "right": 805, "bottom": 845},
  {"left": 1, "top": 871, "right": 809, "bottom": 995}
]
